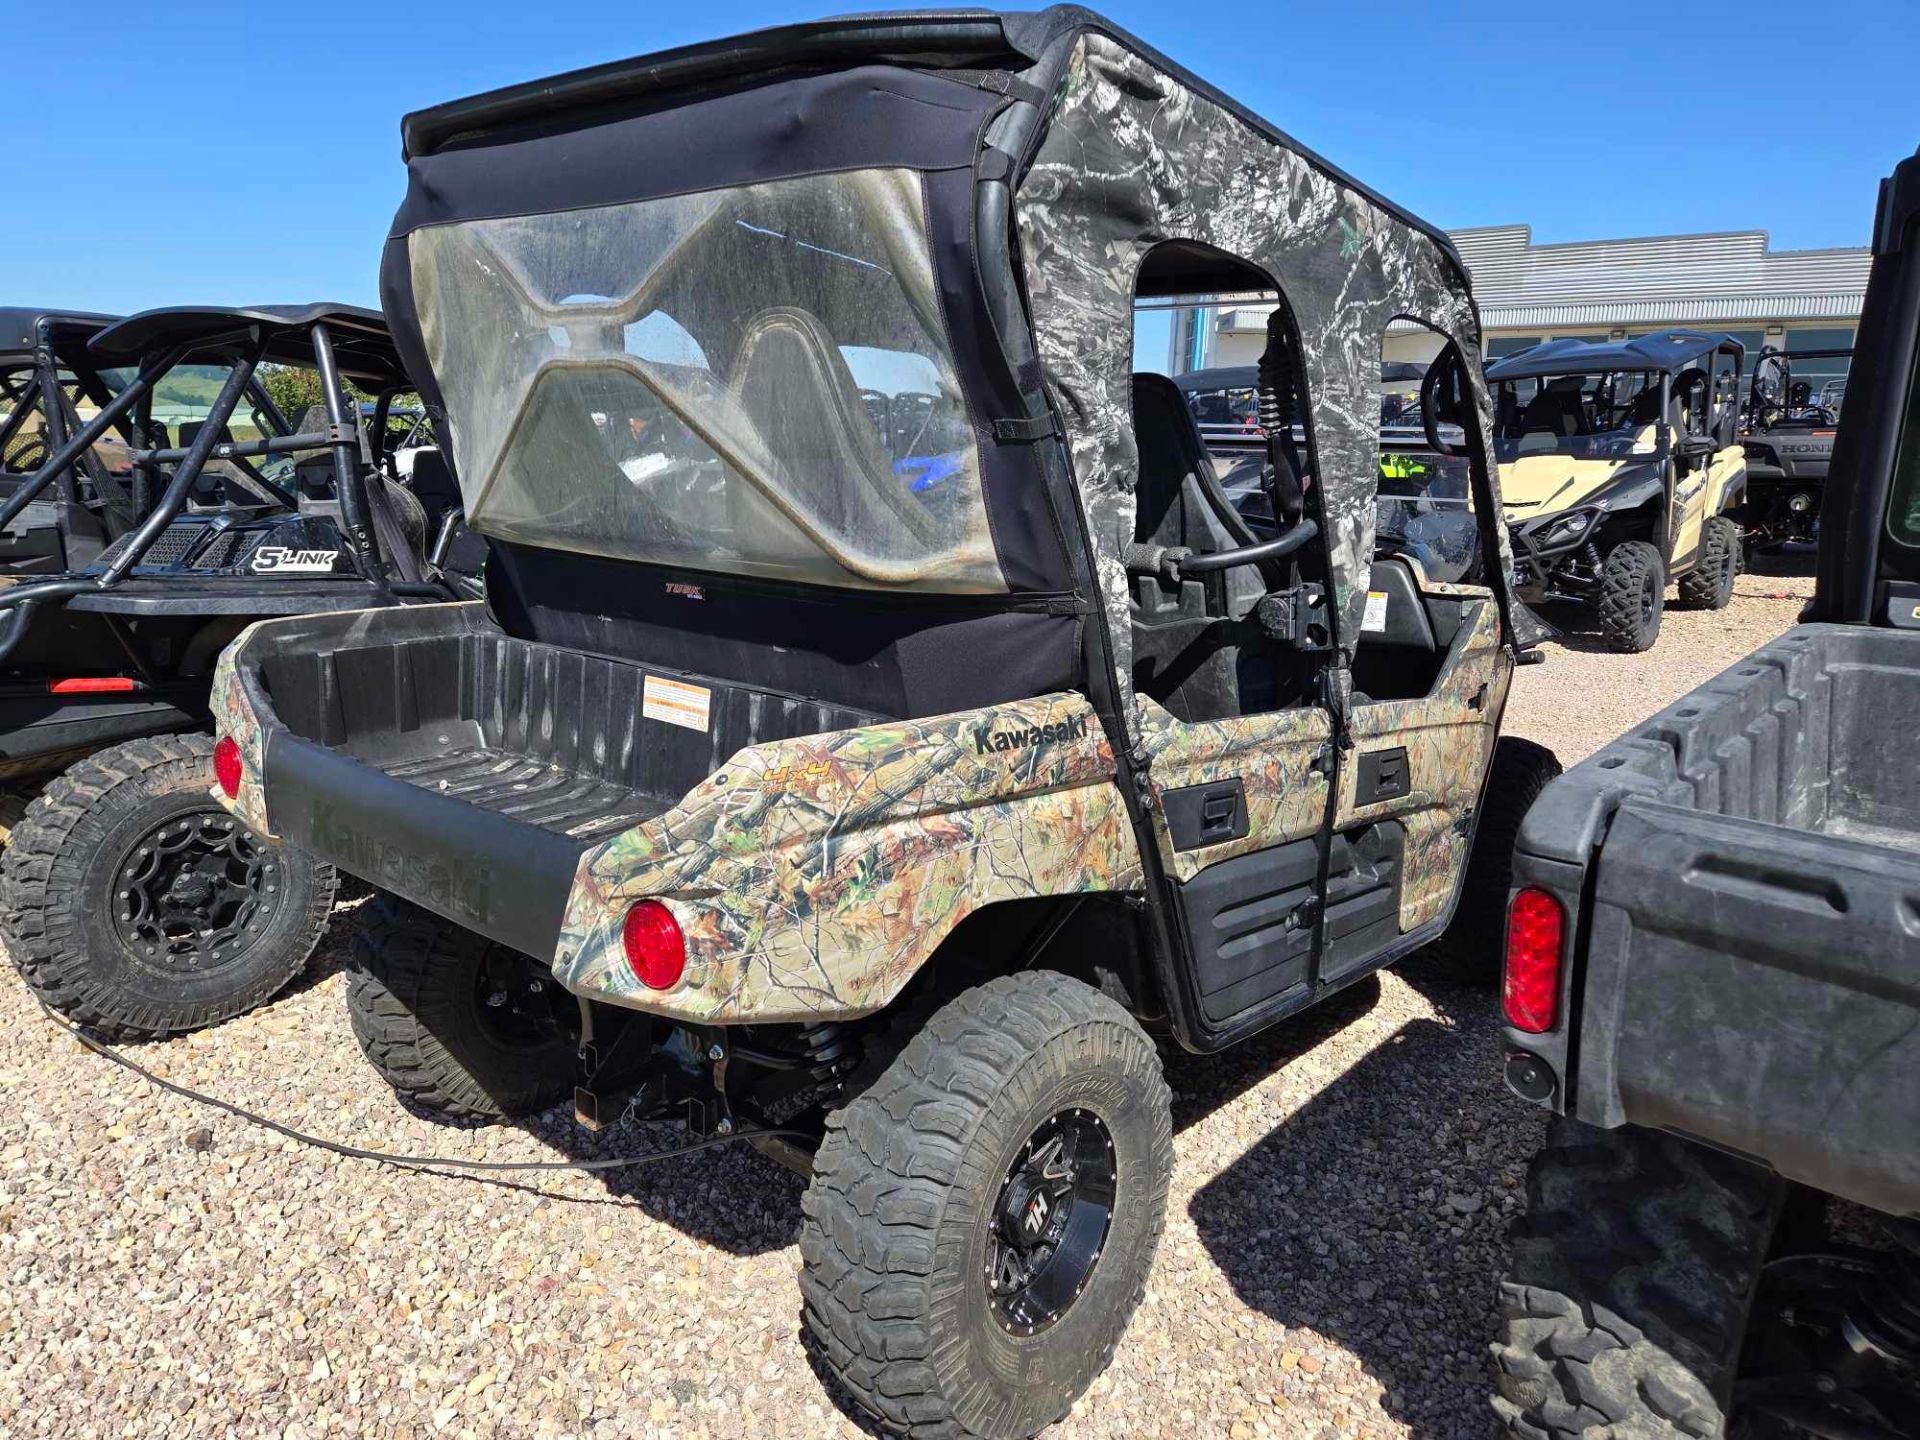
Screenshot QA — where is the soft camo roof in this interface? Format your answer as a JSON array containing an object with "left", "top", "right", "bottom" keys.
[{"left": 383, "top": 6, "right": 1524, "bottom": 667}]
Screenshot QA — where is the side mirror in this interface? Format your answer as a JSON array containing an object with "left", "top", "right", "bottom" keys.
[{"left": 1676, "top": 434, "right": 1716, "bottom": 462}]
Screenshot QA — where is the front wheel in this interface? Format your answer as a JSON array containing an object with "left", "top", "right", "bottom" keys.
[
  {"left": 801, "top": 972, "right": 1172, "bottom": 1439},
  {"left": 0, "top": 734, "right": 336, "bottom": 1039},
  {"left": 1677, "top": 515, "right": 1741, "bottom": 610},
  {"left": 1596, "top": 540, "right": 1667, "bottom": 653}
]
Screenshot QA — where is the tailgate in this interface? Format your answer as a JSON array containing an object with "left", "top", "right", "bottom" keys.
[{"left": 1577, "top": 797, "right": 1920, "bottom": 1218}]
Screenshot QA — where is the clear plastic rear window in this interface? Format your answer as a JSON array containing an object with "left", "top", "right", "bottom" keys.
[{"left": 410, "top": 169, "right": 1002, "bottom": 592}]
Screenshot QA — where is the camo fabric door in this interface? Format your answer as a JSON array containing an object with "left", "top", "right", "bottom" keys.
[{"left": 1335, "top": 584, "right": 1511, "bottom": 933}]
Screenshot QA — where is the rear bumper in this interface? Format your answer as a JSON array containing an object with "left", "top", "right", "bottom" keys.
[
  {"left": 1546, "top": 800, "right": 1920, "bottom": 1218},
  {"left": 209, "top": 604, "right": 1138, "bottom": 1026}
]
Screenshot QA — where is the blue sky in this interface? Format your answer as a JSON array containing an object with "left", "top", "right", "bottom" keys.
[{"left": 7, "top": 1, "right": 1911, "bottom": 314}]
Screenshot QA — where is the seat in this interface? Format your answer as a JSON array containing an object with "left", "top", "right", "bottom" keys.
[
  {"left": 1129, "top": 373, "right": 1275, "bottom": 720},
  {"left": 1518, "top": 384, "right": 1582, "bottom": 439},
  {"left": 1132, "top": 373, "right": 1235, "bottom": 558}
]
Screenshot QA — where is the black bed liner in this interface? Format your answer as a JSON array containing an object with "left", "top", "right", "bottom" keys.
[
  {"left": 241, "top": 603, "right": 877, "bottom": 957},
  {"left": 1508, "top": 623, "right": 1920, "bottom": 1218}
]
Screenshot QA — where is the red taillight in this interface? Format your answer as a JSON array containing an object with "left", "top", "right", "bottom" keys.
[
  {"left": 621, "top": 900, "right": 686, "bottom": 991},
  {"left": 212, "top": 736, "right": 243, "bottom": 800},
  {"left": 47, "top": 676, "right": 137, "bottom": 695},
  {"left": 1502, "top": 887, "right": 1564, "bottom": 1034}
]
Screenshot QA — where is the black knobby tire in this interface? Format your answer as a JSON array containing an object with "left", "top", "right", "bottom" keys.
[
  {"left": 1494, "top": 1118, "right": 1787, "bottom": 1439},
  {"left": 1596, "top": 541, "right": 1667, "bottom": 653},
  {"left": 1677, "top": 515, "right": 1741, "bottom": 611},
  {"left": 1430, "top": 735, "right": 1562, "bottom": 973},
  {"left": 800, "top": 972, "right": 1173, "bottom": 1440},
  {"left": 0, "top": 733, "right": 336, "bottom": 1039},
  {"left": 346, "top": 894, "right": 576, "bottom": 1121}
]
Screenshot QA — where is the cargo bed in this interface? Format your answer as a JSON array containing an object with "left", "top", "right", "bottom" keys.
[
  {"left": 1510, "top": 622, "right": 1920, "bottom": 1218},
  {"left": 226, "top": 603, "right": 877, "bottom": 958}
]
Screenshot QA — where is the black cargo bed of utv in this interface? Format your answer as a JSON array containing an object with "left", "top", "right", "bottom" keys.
[{"left": 239, "top": 603, "right": 877, "bottom": 957}]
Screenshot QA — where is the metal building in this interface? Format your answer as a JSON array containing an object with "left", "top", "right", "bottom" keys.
[{"left": 1174, "top": 224, "right": 1869, "bottom": 398}]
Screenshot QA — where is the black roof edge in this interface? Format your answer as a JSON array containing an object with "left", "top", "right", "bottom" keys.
[
  {"left": 89, "top": 304, "right": 406, "bottom": 385},
  {"left": 402, "top": 10, "right": 1025, "bottom": 159},
  {"left": 1873, "top": 146, "right": 1920, "bottom": 257},
  {"left": 1486, "top": 329, "right": 1744, "bottom": 381},
  {"left": 0, "top": 307, "right": 120, "bottom": 356},
  {"left": 398, "top": 6, "right": 1469, "bottom": 288}
]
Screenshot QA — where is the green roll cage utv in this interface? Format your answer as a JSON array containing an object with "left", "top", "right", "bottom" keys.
[
  {"left": 208, "top": 11, "right": 1553, "bottom": 1436},
  {"left": 1490, "top": 332, "right": 1749, "bottom": 653},
  {"left": 0, "top": 304, "right": 476, "bottom": 1041}
]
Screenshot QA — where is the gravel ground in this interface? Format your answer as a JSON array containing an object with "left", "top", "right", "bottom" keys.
[{"left": 0, "top": 556, "right": 1814, "bottom": 1440}]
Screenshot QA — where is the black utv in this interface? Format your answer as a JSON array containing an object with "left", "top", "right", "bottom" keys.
[
  {"left": 1493, "top": 148, "right": 1920, "bottom": 1439},
  {"left": 0, "top": 303, "right": 471, "bottom": 1040},
  {"left": 1737, "top": 343, "right": 1851, "bottom": 550}
]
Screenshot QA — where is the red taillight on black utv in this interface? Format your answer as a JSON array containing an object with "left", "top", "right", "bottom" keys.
[{"left": 1502, "top": 887, "right": 1564, "bottom": 1034}]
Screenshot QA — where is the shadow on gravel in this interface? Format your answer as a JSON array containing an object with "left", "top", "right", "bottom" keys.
[
  {"left": 306, "top": 898, "right": 808, "bottom": 1254},
  {"left": 1161, "top": 976, "right": 1381, "bottom": 1133},
  {"left": 1187, "top": 989, "right": 1549, "bottom": 1437}
]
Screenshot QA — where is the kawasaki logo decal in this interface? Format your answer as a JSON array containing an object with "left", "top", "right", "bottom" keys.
[{"left": 973, "top": 714, "right": 1090, "bottom": 756}]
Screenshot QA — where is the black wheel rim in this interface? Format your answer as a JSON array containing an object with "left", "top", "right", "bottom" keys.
[
  {"left": 986, "top": 1108, "right": 1117, "bottom": 1336},
  {"left": 1642, "top": 569, "right": 1660, "bottom": 625},
  {"left": 113, "top": 809, "right": 285, "bottom": 972},
  {"left": 472, "top": 946, "right": 563, "bottom": 1051}
]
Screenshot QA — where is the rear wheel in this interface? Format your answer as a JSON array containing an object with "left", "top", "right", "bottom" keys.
[
  {"left": 1429, "top": 736, "right": 1561, "bottom": 973},
  {"left": 346, "top": 894, "right": 576, "bottom": 1121},
  {"left": 0, "top": 734, "right": 335, "bottom": 1039},
  {"left": 800, "top": 971, "right": 1172, "bottom": 1439},
  {"left": 1597, "top": 541, "right": 1666, "bottom": 653},
  {"left": 1496, "top": 1119, "right": 1785, "bottom": 1439},
  {"left": 1678, "top": 516, "right": 1741, "bottom": 610}
]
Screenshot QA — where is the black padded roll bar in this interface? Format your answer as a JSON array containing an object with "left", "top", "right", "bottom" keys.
[{"left": 312, "top": 323, "right": 389, "bottom": 595}]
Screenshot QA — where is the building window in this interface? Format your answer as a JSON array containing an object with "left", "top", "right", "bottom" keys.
[{"left": 1487, "top": 337, "right": 1544, "bottom": 360}]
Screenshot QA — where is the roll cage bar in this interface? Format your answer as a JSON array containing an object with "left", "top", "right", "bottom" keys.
[{"left": 0, "top": 305, "right": 449, "bottom": 662}]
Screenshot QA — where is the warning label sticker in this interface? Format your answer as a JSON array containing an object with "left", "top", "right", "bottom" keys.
[
  {"left": 642, "top": 675, "right": 712, "bottom": 732},
  {"left": 1362, "top": 590, "right": 1389, "bottom": 633}
]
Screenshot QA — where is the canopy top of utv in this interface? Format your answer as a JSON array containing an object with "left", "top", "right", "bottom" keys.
[
  {"left": 0, "top": 308, "right": 119, "bottom": 359},
  {"left": 381, "top": 3, "right": 1511, "bottom": 697},
  {"left": 89, "top": 304, "right": 409, "bottom": 389},
  {"left": 1487, "top": 330, "right": 1743, "bottom": 382},
  {"left": 394, "top": 6, "right": 1461, "bottom": 267}
]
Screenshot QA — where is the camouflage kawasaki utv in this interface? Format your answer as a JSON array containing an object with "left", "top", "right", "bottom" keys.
[{"left": 210, "top": 11, "right": 1552, "bottom": 1436}]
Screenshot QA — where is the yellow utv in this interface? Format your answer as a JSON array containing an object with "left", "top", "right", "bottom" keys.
[{"left": 1489, "top": 331, "right": 1748, "bottom": 652}]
